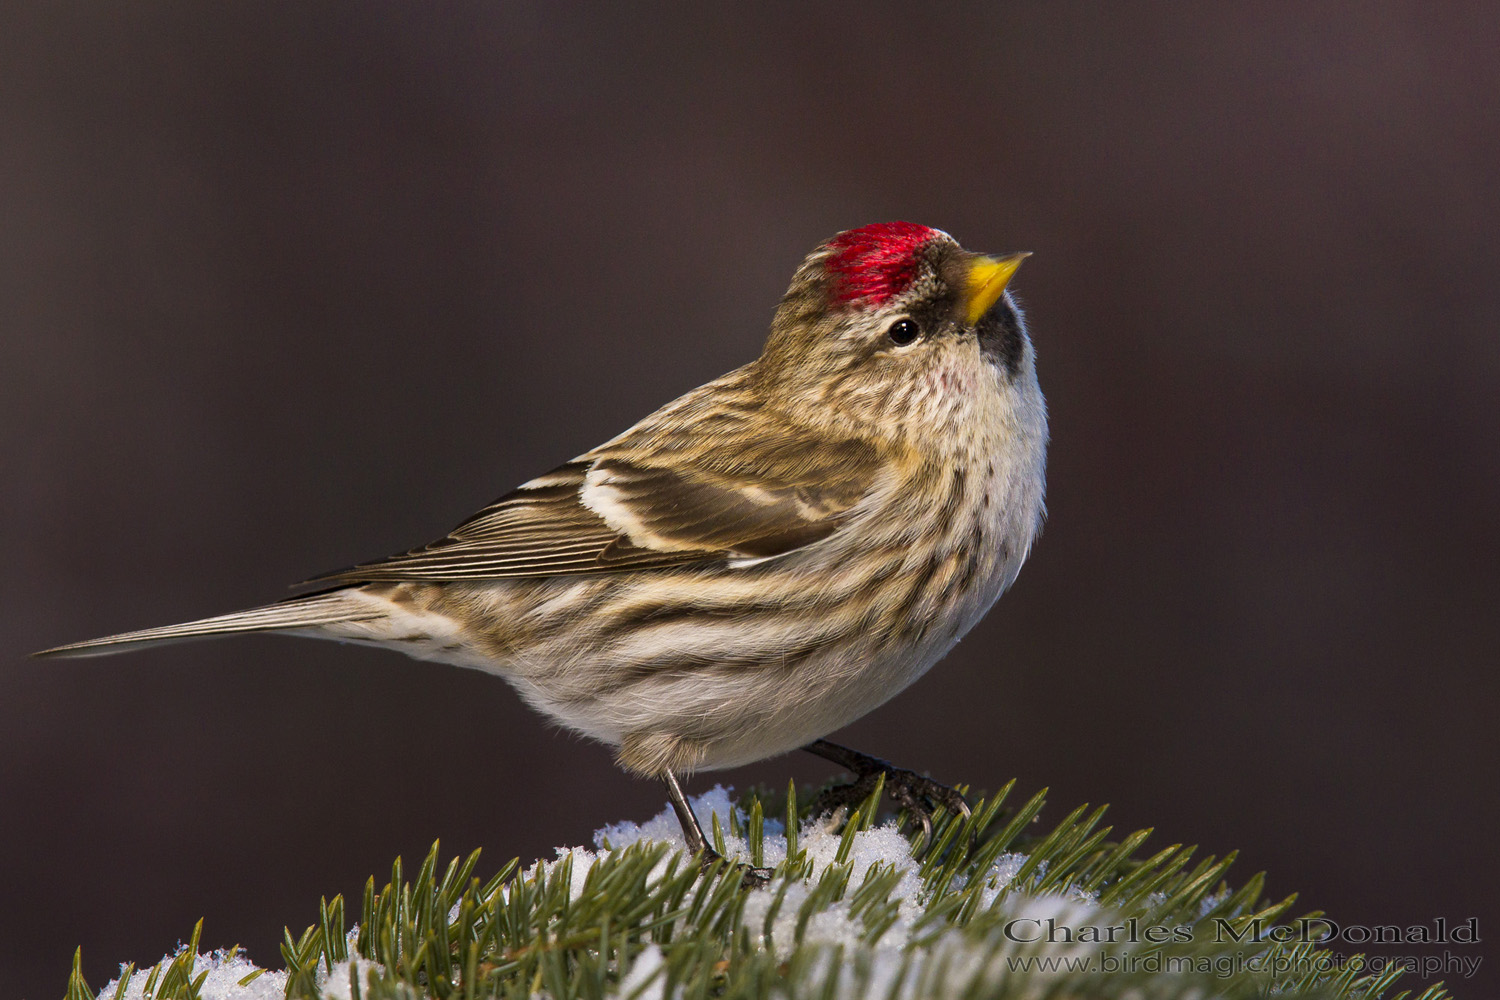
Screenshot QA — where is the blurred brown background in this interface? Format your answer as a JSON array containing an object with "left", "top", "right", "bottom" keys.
[{"left": 3, "top": 4, "right": 1497, "bottom": 997}]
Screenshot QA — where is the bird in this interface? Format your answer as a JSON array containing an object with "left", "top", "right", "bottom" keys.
[{"left": 37, "top": 221, "right": 1048, "bottom": 879}]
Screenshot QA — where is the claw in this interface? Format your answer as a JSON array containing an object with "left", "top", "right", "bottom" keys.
[
  {"left": 738, "top": 864, "right": 774, "bottom": 889},
  {"left": 913, "top": 806, "right": 934, "bottom": 850}
]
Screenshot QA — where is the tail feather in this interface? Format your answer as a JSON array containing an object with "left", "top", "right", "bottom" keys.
[{"left": 33, "top": 590, "right": 384, "bottom": 659}]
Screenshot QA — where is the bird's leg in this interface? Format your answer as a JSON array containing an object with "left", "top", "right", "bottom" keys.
[
  {"left": 802, "top": 739, "right": 971, "bottom": 851},
  {"left": 663, "top": 771, "right": 712, "bottom": 855},
  {"left": 661, "top": 771, "right": 771, "bottom": 888}
]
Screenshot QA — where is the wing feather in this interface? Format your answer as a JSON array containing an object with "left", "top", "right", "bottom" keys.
[{"left": 310, "top": 403, "right": 883, "bottom": 584}]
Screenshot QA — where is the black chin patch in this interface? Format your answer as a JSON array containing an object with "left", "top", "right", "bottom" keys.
[{"left": 976, "top": 296, "right": 1024, "bottom": 377}]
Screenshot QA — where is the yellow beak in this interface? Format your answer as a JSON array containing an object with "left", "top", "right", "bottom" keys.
[{"left": 964, "top": 252, "right": 1031, "bottom": 326}]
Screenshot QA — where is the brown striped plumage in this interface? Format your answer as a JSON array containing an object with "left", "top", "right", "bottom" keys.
[{"left": 37, "top": 223, "right": 1048, "bottom": 858}]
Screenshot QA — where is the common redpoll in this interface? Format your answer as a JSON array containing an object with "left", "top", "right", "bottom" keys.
[{"left": 39, "top": 222, "right": 1048, "bottom": 874}]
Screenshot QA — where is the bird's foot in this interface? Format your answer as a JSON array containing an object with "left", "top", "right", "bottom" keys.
[
  {"left": 698, "top": 849, "right": 773, "bottom": 889},
  {"left": 806, "top": 741, "right": 971, "bottom": 854},
  {"left": 662, "top": 772, "right": 773, "bottom": 888}
]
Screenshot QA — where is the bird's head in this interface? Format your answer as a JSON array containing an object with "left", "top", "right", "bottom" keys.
[{"left": 757, "top": 222, "right": 1040, "bottom": 447}]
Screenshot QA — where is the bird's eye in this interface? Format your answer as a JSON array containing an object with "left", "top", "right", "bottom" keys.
[{"left": 886, "top": 318, "right": 920, "bottom": 346}]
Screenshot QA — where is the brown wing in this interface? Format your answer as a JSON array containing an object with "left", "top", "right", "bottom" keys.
[{"left": 308, "top": 431, "right": 881, "bottom": 584}]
